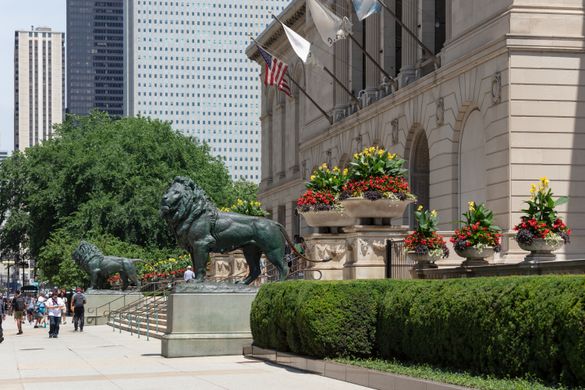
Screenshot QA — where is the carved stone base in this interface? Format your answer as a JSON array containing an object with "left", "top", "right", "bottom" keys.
[
  {"left": 304, "top": 233, "right": 348, "bottom": 280},
  {"left": 304, "top": 225, "right": 409, "bottom": 280},
  {"left": 343, "top": 225, "right": 409, "bottom": 279}
]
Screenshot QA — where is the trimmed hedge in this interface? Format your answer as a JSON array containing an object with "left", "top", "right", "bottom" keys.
[
  {"left": 378, "top": 276, "right": 585, "bottom": 387},
  {"left": 250, "top": 276, "right": 585, "bottom": 387},
  {"left": 251, "top": 280, "right": 388, "bottom": 357}
]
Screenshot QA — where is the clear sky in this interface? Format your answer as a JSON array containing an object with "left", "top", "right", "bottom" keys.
[{"left": 0, "top": 0, "right": 66, "bottom": 152}]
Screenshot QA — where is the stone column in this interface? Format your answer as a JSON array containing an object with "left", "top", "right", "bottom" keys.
[
  {"left": 333, "top": 1, "right": 351, "bottom": 121},
  {"left": 260, "top": 112, "right": 273, "bottom": 187},
  {"left": 399, "top": 0, "right": 418, "bottom": 86},
  {"left": 365, "top": 14, "right": 381, "bottom": 90}
]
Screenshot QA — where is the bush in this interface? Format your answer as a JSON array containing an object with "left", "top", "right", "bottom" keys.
[
  {"left": 251, "top": 280, "right": 388, "bottom": 357},
  {"left": 377, "top": 276, "right": 585, "bottom": 387},
  {"left": 251, "top": 276, "right": 585, "bottom": 387}
]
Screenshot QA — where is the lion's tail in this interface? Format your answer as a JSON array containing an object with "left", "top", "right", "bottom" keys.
[{"left": 277, "top": 224, "right": 331, "bottom": 263}]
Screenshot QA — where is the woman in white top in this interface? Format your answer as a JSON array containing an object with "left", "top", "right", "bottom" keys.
[{"left": 45, "top": 290, "right": 65, "bottom": 338}]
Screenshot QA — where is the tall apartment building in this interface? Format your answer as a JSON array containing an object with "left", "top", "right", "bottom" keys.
[
  {"left": 14, "top": 27, "right": 64, "bottom": 151},
  {"left": 66, "top": 0, "right": 127, "bottom": 116},
  {"left": 128, "top": 0, "right": 288, "bottom": 182}
]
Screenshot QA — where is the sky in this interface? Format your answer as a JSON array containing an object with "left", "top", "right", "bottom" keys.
[{"left": 0, "top": 0, "right": 66, "bottom": 152}]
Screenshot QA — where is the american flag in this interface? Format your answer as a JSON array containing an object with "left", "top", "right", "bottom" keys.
[{"left": 256, "top": 43, "right": 291, "bottom": 97}]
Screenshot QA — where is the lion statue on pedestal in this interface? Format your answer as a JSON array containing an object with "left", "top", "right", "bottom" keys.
[
  {"left": 72, "top": 241, "right": 142, "bottom": 290},
  {"left": 160, "top": 176, "right": 300, "bottom": 284}
]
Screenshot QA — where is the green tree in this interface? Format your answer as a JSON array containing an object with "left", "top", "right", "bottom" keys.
[
  {"left": 0, "top": 112, "right": 234, "bottom": 283},
  {"left": 230, "top": 180, "right": 259, "bottom": 203}
]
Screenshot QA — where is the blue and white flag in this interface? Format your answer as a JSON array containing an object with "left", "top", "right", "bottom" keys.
[{"left": 352, "top": 0, "right": 382, "bottom": 21}]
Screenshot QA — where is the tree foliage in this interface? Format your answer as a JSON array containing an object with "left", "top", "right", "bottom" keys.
[{"left": 0, "top": 112, "right": 237, "bottom": 283}]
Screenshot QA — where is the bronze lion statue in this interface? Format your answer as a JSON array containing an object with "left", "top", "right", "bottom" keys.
[
  {"left": 160, "top": 176, "right": 297, "bottom": 284},
  {"left": 72, "top": 241, "right": 142, "bottom": 290}
]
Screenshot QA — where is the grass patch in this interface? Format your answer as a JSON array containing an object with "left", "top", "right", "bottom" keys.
[{"left": 335, "top": 358, "right": 583, "bottom": 390}]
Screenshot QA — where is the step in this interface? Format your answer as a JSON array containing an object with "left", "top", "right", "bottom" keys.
[{"left": 107, "top": 321, "right": 165, "bottom": 339}]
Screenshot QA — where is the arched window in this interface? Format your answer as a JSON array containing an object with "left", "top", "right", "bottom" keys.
[
  {"left": 410, "top": 131, "right": 430, "bottom": 227},
  {"left": 459, "top": 109, "right": 486, "bottom": 214}
]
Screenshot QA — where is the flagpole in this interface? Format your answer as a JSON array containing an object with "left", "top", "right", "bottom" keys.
[
  {"left": 286, "top": 73, "right": 333, "bottom": 125},
  {"left": 271, "top": 14, "right": 362, "bottom": 109},
  {"left": 249, "top": 37, "right": 334, "bottom": 125},
  {"left": 376, "top": 0, "right": 439, "bottom": 67},
  {"left": 347, "top": 33, "right": 397, "bottom": 88}
]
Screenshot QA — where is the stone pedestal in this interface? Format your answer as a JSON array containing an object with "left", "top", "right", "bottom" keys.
[
  {"left": 161, "top": 283, "right": 257, "bottom": 358},
  {"left": 304, "top": 233, "right": 349, "bottom": 280},
  {"left": 343, "top": 225, "right": 409, "bottom": 279},
  {"left": 85, "top": 291, "right": 143, "bottom": 326},
  {"left": 304, "top": 225, "right": 409, "bottom": 280}
]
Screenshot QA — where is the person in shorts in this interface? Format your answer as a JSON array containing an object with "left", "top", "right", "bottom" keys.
[{"left": 12, "top": 290, "right": 25, "bottom": 335}]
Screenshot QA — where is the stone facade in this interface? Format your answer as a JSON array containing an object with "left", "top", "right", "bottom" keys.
[{"left": 246, "top": 0, "right": 585, "bottom": 262}]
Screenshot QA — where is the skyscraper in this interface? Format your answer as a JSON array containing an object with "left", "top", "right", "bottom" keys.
[
  {"left": 14, "top": 27, "right": 64, "bottom": 151},
  {"left": 66, "top": 0, "right": 127, "bottom": 116},
  {"left": 129, "top": 0, "right": 288, "bottom": 182}
]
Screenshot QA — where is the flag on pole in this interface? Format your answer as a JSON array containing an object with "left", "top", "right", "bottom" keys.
[
  {"left": 256, "top": 43, "right": 291, "bottom": 96},
  {"left": 352, "top": 0, "right": 382, "bottom": 21},
  {"left": 307, "top": 0, "right": 352, "bottom": 47},
  {"left": 281, "top": 22, "right": 322, "bottom": 69}
]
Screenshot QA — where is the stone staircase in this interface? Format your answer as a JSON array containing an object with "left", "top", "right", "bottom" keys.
[{"left": 107, "top": 294, "right": 169, "bottom": 340}]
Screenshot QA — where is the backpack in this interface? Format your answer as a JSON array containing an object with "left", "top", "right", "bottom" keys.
[
  {"left": 13, "top": 296, "right": 25, "bottom": 312},
  {"left": 35, "top": 301, "right": 46, "bottom": 314}
]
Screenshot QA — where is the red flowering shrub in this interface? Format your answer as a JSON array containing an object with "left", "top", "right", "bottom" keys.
[
  {"left": 451, "top": 202, "right": 502, "bottom": 253},
  {"left": 297, "top": 190, "right": 336, "bottom": 212},
  {"left": 404, "top": 207, "right": 449, "bottom": 258},
  {"left": 514, "top": 177, "right": 571, "bottom": 246},
  {"left": 342, "top": 175, "right": 412, "bottom": 200}
]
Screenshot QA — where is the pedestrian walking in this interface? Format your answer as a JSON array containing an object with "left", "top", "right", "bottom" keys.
[
  {"left": 70, "top": 287, "right": 86, "bottom": 332},
  {"left": 0, "top": 296, "right": 5, "bottom": 343},
  {"left": 183, "top": 265, "right": 195, "bottom": 282},
  {"left": 46, "top": 290, "right": 65, "bottom": 338},
  {"left": 34, "top": 293, "right": 47, "bottom": 328},
  {"left": 12, "top": 290, "right": 25, "bottom": 335}
]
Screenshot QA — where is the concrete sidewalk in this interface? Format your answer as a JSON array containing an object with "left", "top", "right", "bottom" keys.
[{"left": 0, "top": 315, "right": 367, "bottom": 390}]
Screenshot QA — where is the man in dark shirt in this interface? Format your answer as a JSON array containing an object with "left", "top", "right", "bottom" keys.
[{"left": 70, "top": 287, "right": 86, "bottom": 332}]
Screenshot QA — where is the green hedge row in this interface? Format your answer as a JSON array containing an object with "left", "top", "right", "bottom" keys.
[{"left": 250, "top": 276, "right": 585, "bottom": 387}]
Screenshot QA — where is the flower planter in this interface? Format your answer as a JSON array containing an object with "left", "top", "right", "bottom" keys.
[
  {"left": 340, "top": 198, "right": 413, "bottom": 219},
  {"left": 300, "top": 209, "right": 355, "bottom": 227},
  {"left": 407, "top": 252, "right": 440, "bottom": 270},
  {"left": 455, "top": 246, "right": 494, "bottom": 267},
  {"left": 518, "top": 238, "right": 563, "bottom": 263}
]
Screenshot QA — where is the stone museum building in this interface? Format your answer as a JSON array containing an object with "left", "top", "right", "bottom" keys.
[{"left": 247, "top": 0, "right": 585, "bottom": 261}]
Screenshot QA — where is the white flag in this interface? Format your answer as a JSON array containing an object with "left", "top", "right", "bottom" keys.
[
  {"left": 282, "top": 23, "right": 322, "bottom": 68},
  {"left": 352, "top": 0, "right": 382, "bottom": 21},
  {"left": 308, "top": 0, "right": 352, "bottom": 47}
]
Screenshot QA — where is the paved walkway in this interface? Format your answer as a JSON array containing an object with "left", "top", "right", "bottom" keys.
[{"left": 0, "top": 315, "right": 367, "bottom": 390}]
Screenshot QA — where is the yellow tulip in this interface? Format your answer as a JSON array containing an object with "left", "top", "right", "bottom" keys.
[
  {"left": 529, "top": 183, "right": 537, "bottom": 195},
  {"left": 320, "top": 163, "right": 328, "bottom": 170},
  {"left": 431, "top": 210, "right": 438, "bottom": 218},
  {"left": 417, "top": 205, "right": 423, "bottom": 212},
  {"left": 377, "top": 149, "right": 384, "bottom": 156},
  {"left": 332, "top": 166, "right": 340, "bottom": 173},
  {"left": 343, "top": 168, "right": 349, "bottom": 176},
  {"left": 468, "top": 201, "right": 475, "bottom": 211},
  {"left": 539, "top": 176, "right": 549, "bottom": 189},
  {"left": 353, "top": 153, "right": 359, "bottom": 159},
  {"left": 310, "top": 175, "right": 316, "bottom": 181}
]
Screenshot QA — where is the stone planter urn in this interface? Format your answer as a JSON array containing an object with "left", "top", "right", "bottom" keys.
[
  {"left": 518, "top": 238, "right": 563, "bottom": 263},
  {"left": 455, "top": 246, "right": 495, "bottom": 267},
  {"left": 407, "top": 252, "right": 440, "bottom": 270},
  {"left": 300, "top": 209, "right": 355, "bottom": 227},
  {"left": 340, "top": 198, "right": 413, "bottom": 219}
]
